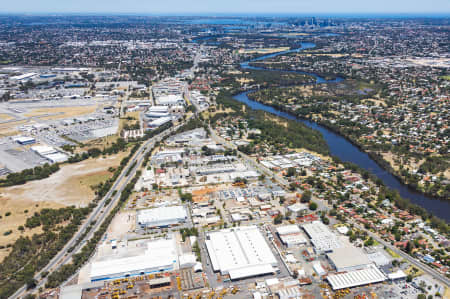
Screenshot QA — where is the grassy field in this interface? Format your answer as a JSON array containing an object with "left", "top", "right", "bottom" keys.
[
  {"left": 405, "top": 265, "right": 424, "bottom": 278},
  {"left": 0, "top": 151, "right": 128, "bottom": 261},
  {"left": 0, "top": 199, "right": 61, "bottom": 261},
  {"left": 0, "top": 114, "right": 16, "bottom": 121},
  {"left": 118, "top": 111, "right": 140, "bottom": 132},
  {"left": 441, "top": 75, "right": 450, "bottom": 81},
  {"left": 24, "top": 105, "right": 98, "bottom": 120},
  {"left": 385, "top": 247, "right": 401, "bottom": 258},
  {"left": 240, "top": 47, "right": 290, "bottom": 54},
  {"left": 0, "top": 119, "right": 27, "bottom": 136}
]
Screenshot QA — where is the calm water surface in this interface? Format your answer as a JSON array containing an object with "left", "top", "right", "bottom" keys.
[{"left": 236, "top": 43, "right": 450, "bottom": 221}]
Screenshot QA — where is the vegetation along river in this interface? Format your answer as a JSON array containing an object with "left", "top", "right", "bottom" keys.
[{"left": 235, "top": 42, "right": 450, "bottom": 222}]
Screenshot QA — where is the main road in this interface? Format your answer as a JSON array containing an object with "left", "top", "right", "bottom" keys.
[
  {"left": 209, "top": 126, "right": 450, "bottom": 288},
  {"left": 12, "top": 122, "right": 183, "bottom": 299}
]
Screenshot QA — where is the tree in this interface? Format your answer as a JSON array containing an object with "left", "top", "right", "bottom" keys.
[
  {"left": 274, "top": 214, "right": 283, "bottom": 224},
  {"left": 301, "top": 190, "right": 312, "bottom": 203},
  {"left": 406, "top": 241, "right": 415, "bottom": 254},
  {"left": 364, "top": 237, "right": 374, "bottom": 247},
  {"left": 286, "top": 167, "right": 296, "bottom": 177},
  {"left": 26, "top": 278, "right": 37, "bottom": 290},
  {"left": 417, "top": 294, "right": 426, "bottom": 299},
  {"left": 309, "top": 202, "right": 318, "bottom": 211}
]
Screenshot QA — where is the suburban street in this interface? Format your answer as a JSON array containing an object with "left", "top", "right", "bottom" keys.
[{"left": 209, "top": 125, "right": 450, "bottom": 288}]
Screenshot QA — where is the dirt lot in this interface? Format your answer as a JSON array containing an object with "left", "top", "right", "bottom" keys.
[
  {"left": 106, "top": 210, "right": 135, "bottom": 240},
  {"left": 24, "top": 105, "right": 98, "bottom": 120},
  {"left": 0, "top": 152, "right": 128, "bottom": 261},
  {"left": 0, "top": 119, "right": 26, "bottom": 136},
  {"left": 0, "top": 113, "right": 16, "bottom": 121}
]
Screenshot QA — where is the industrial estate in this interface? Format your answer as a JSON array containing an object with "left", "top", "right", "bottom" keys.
[{"left": 0, "top": 12, "right": 448, "bottom": 299}]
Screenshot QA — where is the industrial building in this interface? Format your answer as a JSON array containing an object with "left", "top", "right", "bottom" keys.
[
  {"left": 276, "top": 225, "right": 307, "bottom": 248},
  {"left": 205, "top": 226, "right": 278, "bottom": 281},
  {"left": 147, "top": 116, "right": 172, "bottom": 129},
  {"left": 90, "top": 238, "right": 179, "bottom": 281},
  {"left": 327, "top": 246, "right": 373, "bottom": 272},
  {"left": 14, "top": 136, "right": 36, "bottom": 145},
  {"left": 137, "top": 205, "right": 188, "bottom": 228},
  {"left": 302, "top": 221, "right": 342, "bottom": 253},
  {"left": 326, "top": 265, "right": 386, "bottom": 290},
  {"left": 31, "top": 145, "right": 68, "bottom": 163},
  {"left": 155, "top": 94, "right": 185, "bottom": 107},
  {"left": 145, "top": 105, "right": 170, "bottom": 118}
]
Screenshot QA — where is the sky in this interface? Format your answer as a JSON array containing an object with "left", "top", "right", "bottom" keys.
[{"left": 1, "top": 0, "right": 450, "bottom": 15}]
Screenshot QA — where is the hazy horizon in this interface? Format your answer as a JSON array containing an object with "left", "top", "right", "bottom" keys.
[{"left": 2, "top": 0, "right": 450, "bottom": 15}]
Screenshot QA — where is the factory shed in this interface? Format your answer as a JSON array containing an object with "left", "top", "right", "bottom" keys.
[
  {"left": 148, "top": 116, "right": 172, "bottom": 129},
  {"left": 148, "top": 277, "right": 172, "bottom": 289},
  {"left": 327, "top": 247, "right": 372, "bottom": 272},
  {"left": 228, "top": 264, "right": 275, "bottom": 280},
  {"left": 14, "top": 136, "right": 36, "bottom": 145},
  {"left": 276, "top": 225, "right": 301, "bottom": 235},
  {"left": 276, "top": 225, "right": 307, "bottom": 248},
  {"left": 205, "top": 226, "right": 278, "bottom": 281},
  {"left": 137, "top": 205, "right": 187, "bottom": 228},
  {"left": 90, "top": 238, "right": 178, "bottom": 282},
  {"left": 302, "top": 221, "right": 341, "bottom": 253},
  {"left": 387, "top": 270, "right": 407, "bottom": 281},
  {"left": 326, "top": 265, "right": 386, "bottom": 290}
]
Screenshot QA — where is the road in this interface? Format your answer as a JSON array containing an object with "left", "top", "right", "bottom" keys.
[
  {"left": 209, "top": 125, "right": 450, "bottom": 288},
  {"left": 353, "top": 222, "right": 450, "bottom": 287},
  {"left": 12, "top": 123, "right": 182, "bottom": 299}
]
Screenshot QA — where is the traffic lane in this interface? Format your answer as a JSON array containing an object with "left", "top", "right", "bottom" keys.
[{"left": 16, "top": 127, "right": 177, "bottom": 297}]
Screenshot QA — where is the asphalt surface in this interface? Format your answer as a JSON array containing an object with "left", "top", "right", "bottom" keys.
[{"left": 12, "top": 123, "right": 182, "bottom": 299}]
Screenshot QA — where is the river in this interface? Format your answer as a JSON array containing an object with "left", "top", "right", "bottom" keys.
[{"left": 235, "top": 43, "right": 450, "bottom": 222}]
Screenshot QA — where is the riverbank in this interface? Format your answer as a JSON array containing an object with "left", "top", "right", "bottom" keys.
[
  {"left": 237, "top": 42, "right": 449, "bottom": 222},
  {"left": 246, "top": 92, "right": 447, "bottom": 201},
  {"left": 232, "top": 89, "right": 450, "bottom": 222}
]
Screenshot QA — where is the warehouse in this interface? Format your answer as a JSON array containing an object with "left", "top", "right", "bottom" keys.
[
  {"left": 156, "top": 95, "right": 185, "bottom": 107},
  {"left": 148, "top": 277, "right": 172, "bottom": 289},
  {"left": 31, "top": 145, "right": 57, "bottom": 156},
  {"left": 90, "top": 238, "right": 179, "bottom": 281},
  {"left": 145, "top": 105, "right": 170, "bottom": 118},
  {"left": 327, "top": 246, "right": 372, "bottom": 272},
  {"left": 14, "top": 136, "right": 36, "bottom": 145},
  {"left": 137, "top": 205, "right": 187, "bottom": 228},
  {"left": 205, "top": 226, "right": 278, "bottom": 280},
  {"left": 147, "top": 116, "right": 172, "bottom": 129},
  {"left": 302, "top": 221, "right": 342, "bottom": 253},
  {"left": 276, "top": 225, "right": 307, "bottom": 248},
  {"left": 31, "top": 145, "right": 68, "bottom": 163},
  {"left": 326, "top": 265, "right": 386, "bottom": 290}
]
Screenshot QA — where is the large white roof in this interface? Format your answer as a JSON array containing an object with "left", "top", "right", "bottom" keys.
[
  {"left": 302, "top": 221, "right": 341, "bottom": 252},
  {"left": 31, "top": 145, "right": 57, "bottom": 155},
  {"left": 137, "top": 205, "right": 187, "bottom": 226},
  {"left": 205, "top": 226, "right": 277, "bottom": 279},
  {"left": 327, "top": 246, "right": 372, "bottom": 271},
  {"left": 228, "top": 264, "right": 275, "bottom": 280},
  {"left": 276, "top": 225, "right": 301, "bottom": 235},
  {"left": 90, "top": 238, "right": 177, "bottom": 280},
  {"left": 326, "top": 265, "right": 386, "bottom": 290}
]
